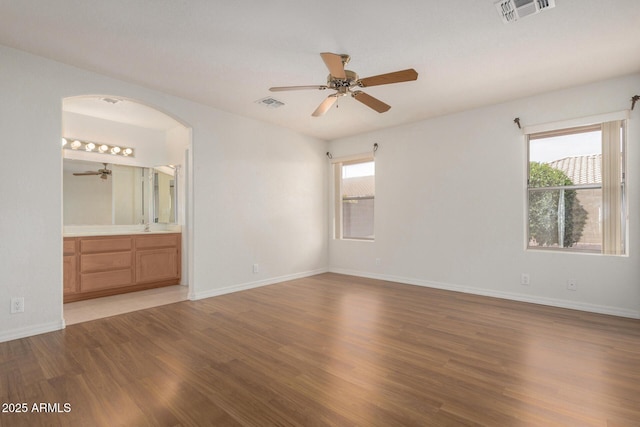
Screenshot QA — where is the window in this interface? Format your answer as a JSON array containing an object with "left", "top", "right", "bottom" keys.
[
  {"left": 334, "top": 158, "right": 375, "bottom": 240},
  {"left": 526, "top": 119, "right": 626, "bottom": 254}
]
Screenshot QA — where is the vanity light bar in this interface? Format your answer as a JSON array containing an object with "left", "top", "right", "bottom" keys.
[{"left": 62, "top": 137, "right": 135, "bottom": 157}]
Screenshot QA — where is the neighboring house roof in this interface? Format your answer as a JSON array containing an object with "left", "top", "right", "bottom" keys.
[
  {"left": 342, "top": 176, "right": 375, "bottom": 198},
  {"left": 547, "top": 154, "right": 601, "bottom": 185}
]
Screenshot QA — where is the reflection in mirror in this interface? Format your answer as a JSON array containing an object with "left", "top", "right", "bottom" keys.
[
  {"left": 153, "top": 166, "right": 177, "bottom": 224},
  {"left": 63, "top": 159, "right": 179, "bottom": 226}
]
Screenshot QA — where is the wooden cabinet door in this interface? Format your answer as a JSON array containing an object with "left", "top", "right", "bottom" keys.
[
  {"left": 63, "top": 255, "right": 78, "bottom": 294},
  {"left": 136, "top": 248, "right": 179, "bottom": 283}
]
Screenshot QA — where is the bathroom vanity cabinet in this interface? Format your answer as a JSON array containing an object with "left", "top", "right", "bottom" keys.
[{"left": 63, "top": 233, "right": 181, "bottom": 302}]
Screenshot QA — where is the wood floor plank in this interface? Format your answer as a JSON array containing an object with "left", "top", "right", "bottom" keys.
[{"left": 1, "top": 272, "right": 639, "bottom": 426}]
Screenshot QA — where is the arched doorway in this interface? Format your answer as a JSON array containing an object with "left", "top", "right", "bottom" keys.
[{"left": 61, "top": 95, "right": 193, "bottom": 324}]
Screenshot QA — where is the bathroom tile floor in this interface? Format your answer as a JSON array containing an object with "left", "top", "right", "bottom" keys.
[{"left": 63, "top": 285, "right": 189, "bottom": 325}]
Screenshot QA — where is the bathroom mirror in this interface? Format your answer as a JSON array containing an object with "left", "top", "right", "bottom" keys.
[
  {"left": 63, "top": 159, "right": 178, "bottom": 225},
  {"left": 153, "top": 166, "right": 177, "bottom": 224}
]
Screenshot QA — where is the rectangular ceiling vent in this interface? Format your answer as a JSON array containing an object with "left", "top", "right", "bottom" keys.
[
  {"left": 495, "top": 0, "right": 555, "bottom": 23},
  {"left": 255, "top": 97, "right": 285, "bottom": 108}
]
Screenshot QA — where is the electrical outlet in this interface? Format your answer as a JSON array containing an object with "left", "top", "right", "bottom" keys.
[
  {"left": 10, "top": 297, "right": 24, "bottom": 314},
  {"left": 521, "top": 273, "right": 530, "bottom": 286},
  {"left": 252, "top": 263, "right": 259, "bottom": 274},
  {"left": 567, "top": 279, "right": 577, "bottom": 291}
]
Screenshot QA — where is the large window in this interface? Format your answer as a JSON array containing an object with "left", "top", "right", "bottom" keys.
[
  {"left": 526, "top": 120, "right": 626, "bottom": 254},
  {"left": 334, "top": 158, "right": 375, "bottom": 240}
]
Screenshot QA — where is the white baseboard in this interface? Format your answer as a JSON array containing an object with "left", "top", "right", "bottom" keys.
[
  {"left": 190, "top": 267, "right": 329, "bottom": 301},
  {"left": 0, "top": 319, "right": 65, "bottom": 343},
  {"left": 329, "top": 268, "right": 640, "bottom": 319}
]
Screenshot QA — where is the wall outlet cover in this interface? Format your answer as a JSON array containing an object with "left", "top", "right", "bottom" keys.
[{"left": 10, "top": 297, "right": 25, "bottom": 314}]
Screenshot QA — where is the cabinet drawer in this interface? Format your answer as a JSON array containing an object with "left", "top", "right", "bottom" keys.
[
  {"left": 81, "top": 237, "right": 132, "bottom": 253},
  {"left": 63, "top": 239, "right": 76, "bottom": 255},
  {"left": 81, "top": 252, "right": 132, "bottom": 273},
  {"left": 80, "top": 269, "right": 133, "bottom": 292},
  {"left": 135, "top": 234, "right": 179, "bottom": 249}
]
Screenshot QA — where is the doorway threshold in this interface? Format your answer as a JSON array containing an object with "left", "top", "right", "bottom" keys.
[{"left": 64, "top": 285, "right": 189, "bottom": 325}]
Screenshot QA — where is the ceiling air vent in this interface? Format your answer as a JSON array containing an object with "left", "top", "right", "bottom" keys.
[
  {"left": 495, "top": 0, "right": 555, "bottom": 23},
  {"left": 255, "top": 97, "right": 285, "bottom": 108}
]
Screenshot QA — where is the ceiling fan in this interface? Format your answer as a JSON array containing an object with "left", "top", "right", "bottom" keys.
[
  {"left": 73, "top": 163, "right": 112, "bottom": 180},
  {"left": 269, "top": 52, "right": 418, "bottom": 117}
]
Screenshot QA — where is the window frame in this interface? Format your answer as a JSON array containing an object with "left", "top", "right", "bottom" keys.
[
  {"left": 333, "top": 155, "right": 375, "bottom": 241},
  {"left": 524, "top": 112, "right": 628, "bottom": 255}
]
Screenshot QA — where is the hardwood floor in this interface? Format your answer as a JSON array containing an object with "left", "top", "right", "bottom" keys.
[{"left": 2, "top": 273, "right": 639, "bottom": 426}]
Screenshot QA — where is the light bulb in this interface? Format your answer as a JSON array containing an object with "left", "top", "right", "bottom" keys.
[
  {"left": 85, "top": 142, "right": 96, "bottom": 151},
  {"left": 123, "top": 148, "right": 133, "bottom": 156},
  {"left": 62, "top": 138, "right": 68, "bottom": 146},
  {"left": 99, "top": 145, "right": 109, "bottom": 153},
  {"left": 111, "top": 146, "right": 121, "bottom": 154},
  {"left": 70, "top": 140, "right": 82, "bottom": 149}
]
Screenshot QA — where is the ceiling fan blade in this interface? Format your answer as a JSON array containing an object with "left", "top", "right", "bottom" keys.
[
  {"left": 320, "top": 52, "right": 346, "bottom": 79},
  {"left": 358, "top": 68, "right": 418, "bottom": 87},
  {"left": 73, "top": 171, "right": 101, "bottom": 176},
  {"left": 312, "top": 95, "right": 338, "bottom": 117},
  {"left": 269, "top": 85, "right": 328, "bottom": 92},
  {"left": 351, "top": 91, "right": 391, "bottom": 113}
]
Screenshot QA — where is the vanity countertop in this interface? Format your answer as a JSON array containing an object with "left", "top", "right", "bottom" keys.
[{"left": 63, "top": 225, "right": 181, "bottom": 237}]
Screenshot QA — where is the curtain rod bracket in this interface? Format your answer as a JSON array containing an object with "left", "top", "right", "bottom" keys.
[
  {"left": 326, "top": 152, "right": 332, "bottom": 159},
  {"left": 631, "top": 95, "right": 639, "bottom": 111},
  {"left": 514, "top": 117, "right": 521, "bottom": 129},
  {"left": 373, "top": 143, "right": 378, "bottom": 153}
]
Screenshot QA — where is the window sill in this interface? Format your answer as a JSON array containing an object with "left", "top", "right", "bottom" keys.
[{"left": 526, "top": 247, "right": 627, "bottom": 257}]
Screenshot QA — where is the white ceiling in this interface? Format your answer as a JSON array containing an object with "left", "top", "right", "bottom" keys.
[
  {"left": 2, "top": 0, "right": 639, "bottom": 140},
  {"left": 64, "top": 96, "right": 184, "bottom": 131}
]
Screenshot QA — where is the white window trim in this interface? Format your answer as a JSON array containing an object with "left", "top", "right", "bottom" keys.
[
  {"left": 330, "top": 152, "right": 374, "bottom": 165},
  {"left": 524, "top": 114, "right": 628, "bottom": 256},
  {"left": 332, "top": 153, "right": 375, "bottom": 241},
  {"left": 523, "top": 110, "right": 629, "bottom": 135}
]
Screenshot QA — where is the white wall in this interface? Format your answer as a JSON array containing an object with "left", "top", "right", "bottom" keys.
[
  {"left": 329, "top": 73, "right": 640, "bottom": 318},
  {"left": 63, "top": 111, "right": 170, "bottom": 167},
  {"left": 0, "top": 45, "right": 328, "bottom": 342},
  {"left": 190, "top": 114, "right": 329, "bottom": 299}
]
